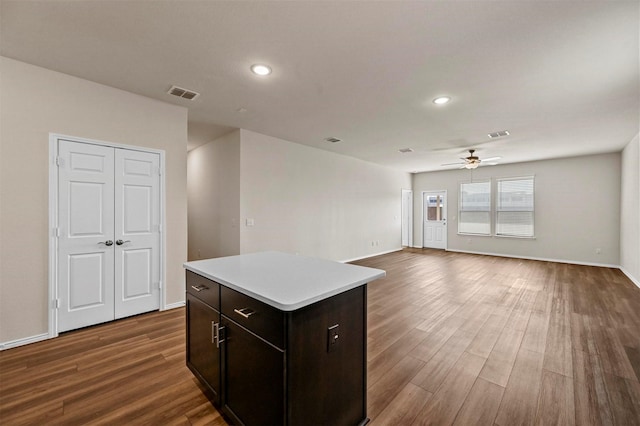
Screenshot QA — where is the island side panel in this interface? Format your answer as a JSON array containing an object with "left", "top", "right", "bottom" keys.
[{"left": 287, "top": 285, "right": 367, "bottom": 426}]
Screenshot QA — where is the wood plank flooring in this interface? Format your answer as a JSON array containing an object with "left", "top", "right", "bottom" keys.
[{"left": 1, "top": 248, "right": 639, "bottom": 425}]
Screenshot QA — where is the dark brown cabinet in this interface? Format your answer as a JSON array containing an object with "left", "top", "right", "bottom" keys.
[
  {"left": 186, "top": 270, "right": 368, "bottom": 426},
  {"left": 186, "top": 294, "right": 221, "bottom": 403},
  {"left": 222, "top": 319, "right": 285, "bottom": 426},
  {"left": 185, "top": 271, "right": 222, "bottom": 405}
]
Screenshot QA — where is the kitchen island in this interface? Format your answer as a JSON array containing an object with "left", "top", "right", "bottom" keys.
[{"left": 183, "top": 251, "right": 385, "bottom": 426}]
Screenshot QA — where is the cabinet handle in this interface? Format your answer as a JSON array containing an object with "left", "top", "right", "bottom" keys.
[
  {"left": 233, "top": 307, "right": 256, "bottom": 319},
  {"left": 211, "top": 322, "right": 225, "bottom": 348},
  {"left": 191, "top": 285, "right": 207, "bottom": 292},
  {"left": 217, "top": 325, "right": 226, "bottom": 348}
]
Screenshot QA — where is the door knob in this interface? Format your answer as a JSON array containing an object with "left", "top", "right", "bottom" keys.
[
  {"left": 98, "top": 240, "right": 114, "bottom": 246},
  {"left": 116, "top": 239, "right": 131, "bottom": 246}
]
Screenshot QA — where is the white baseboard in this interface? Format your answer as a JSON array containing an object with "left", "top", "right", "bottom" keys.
[
  {"left": 164, "top": 301, "right": 186, "bottom": 310},
  {"left": 340, "top": 248, "right": 403, "bottom": 263},
  {"left": 0, "top": 332, "right": 51, "bottom": 351},
  {"left": 445, "top": 248, "right": 620, "bottom": 269},
  {"left": 620, "top": 267, "right": 640, "bottom": 289}
]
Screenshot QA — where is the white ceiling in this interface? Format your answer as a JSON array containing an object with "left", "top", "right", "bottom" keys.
[{"left": 1, "top": 1, "right": 638, "bottom": 173}]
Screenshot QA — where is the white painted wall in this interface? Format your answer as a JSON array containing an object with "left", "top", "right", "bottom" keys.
[
  {"left": 0, "top": 57, "right": 188, "bottom": 344},
  {"left": 412, "top": 153, "right": 621, "bottom": 266},
  {"left": 239, "top": 129, "right": 411, "bottom": 261},
  {"left": 187, "top": 130, "right": 241, "bottom": 260},
  {"left": 620, "top": 134, "right": 640, "bottom": 285}
]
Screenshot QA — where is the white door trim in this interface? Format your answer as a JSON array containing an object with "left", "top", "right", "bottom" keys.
[
  {"left": 48, "top": 133, "right": 166, "bottom": 339},
  {"left": 421, "top": 190, "right": 448, "bottom": 250},
  {"left": 401, "top": 189, "right": 413, "bottom": 247}
]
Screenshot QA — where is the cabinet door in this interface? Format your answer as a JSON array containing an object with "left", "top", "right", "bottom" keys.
[
  {"left": 186, "top": 294, "right": 221, "bottom": 404},
  {"left": 222, "top": 318, "right": 285, "bottom": 426}
]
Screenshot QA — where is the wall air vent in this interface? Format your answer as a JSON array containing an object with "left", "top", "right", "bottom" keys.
[
  {"left": 324, "top": 137, "right": 342, "bottom": 143},
  {"left": 398, "top": 148, "right": 414, "bottom": 153},
  {"left": 488, "top": 130, "right": 510, "bottom": 139},
  {"left": 167, "top": 85, "right": 200, "bottom": 100}
]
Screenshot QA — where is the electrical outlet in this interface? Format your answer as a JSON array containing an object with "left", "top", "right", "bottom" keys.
[
  {"left": 595, "top": 248, "right": 601, "bottom": 254},
  {"left": 327, "top": 324, "right": 339, "bottom": 352}
]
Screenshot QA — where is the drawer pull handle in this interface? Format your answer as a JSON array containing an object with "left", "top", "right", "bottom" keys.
[
  {"left": 234, "top": 307, "right": 256, "bottom": 319},
  {"left": 191, "top": 284, "right": 207, "bottom": 292}
]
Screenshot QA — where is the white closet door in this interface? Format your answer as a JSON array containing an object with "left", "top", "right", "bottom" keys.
[
  {"left": 58, "top": 141, "right": 115, "bottom": 332},
  {"left": 114, "top": 148, "right": 161, "bottom": 318}
]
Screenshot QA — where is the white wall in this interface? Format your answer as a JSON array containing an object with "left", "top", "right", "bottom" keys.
[
  {"left": 620, "top": 134, "right": 640, "bottom": 285},
  {"left": 187, "top": 130, "right": 241, "bottom": 260},
  {"left": 0, "top": 57, "right": 188, "bottom": 344},
  {"left": 412, "top": 153, "right": 621, "bottom": 266},
  {"left": 239, "top": 130, "right": 411, "bottom": 262}
]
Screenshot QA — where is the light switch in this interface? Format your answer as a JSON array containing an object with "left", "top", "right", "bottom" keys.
[{"left": 246, "top": 218, "right": 255, "bottom": 227}]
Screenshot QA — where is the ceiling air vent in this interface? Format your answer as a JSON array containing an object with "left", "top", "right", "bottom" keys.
[
  {"left": 168, "top": 85, "right": 200, "bottom": 101},
  {"left": 488, "top": 130, "right": 510, "bottom": 139},
  {"left": 398, "top": 148, "right": 414, "bottom": 153},
  {"left": 324, "top": 137, "right": 342, "bottom": 143}
]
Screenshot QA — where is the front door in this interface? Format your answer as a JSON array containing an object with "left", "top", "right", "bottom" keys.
[
  {"left": 423, "top": 191, "right": 447, "bottom": 250},
  {"left": 57, "top": 140, "right": 161, "bottom": 332}
]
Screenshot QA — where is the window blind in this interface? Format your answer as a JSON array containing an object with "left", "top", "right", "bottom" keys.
[
  {"left": 458, "top": 180, "right": 491, "bottom": 235},
  {"left": 496, "top": 177, "right": 534, "bottom": 237}
]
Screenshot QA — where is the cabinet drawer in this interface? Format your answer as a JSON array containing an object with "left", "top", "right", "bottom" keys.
[
  {"left": 221, "top": 286, "right": 285, "bottom": 349},
  {"left": 186, "top": 270, "right": 220, "bottom": 309}
]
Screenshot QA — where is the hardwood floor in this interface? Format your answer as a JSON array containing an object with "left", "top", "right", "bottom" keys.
[{"left": 1, "top": 248, "right": 639, "bottom": 425}]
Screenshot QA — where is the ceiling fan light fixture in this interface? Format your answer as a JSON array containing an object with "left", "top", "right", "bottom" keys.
[
  {"left": 464, "top": 162, "right": 480, "bottom": 169},
  {"left": 250, "top": 64, "right": 272, "bottom": 76},
  {"left": 432, "top": 96, "right": 451, "bottom": 105}
]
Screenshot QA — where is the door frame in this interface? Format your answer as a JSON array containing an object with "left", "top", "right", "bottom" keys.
[
  {"left": 401, "top": 189, "right": 413, "bottom": 247},
  {"left": 421, "top": 190, "right": 448, "bottom": 250},
  {"left": 48, "top": 133, "right": 167, "bottom": 339}
]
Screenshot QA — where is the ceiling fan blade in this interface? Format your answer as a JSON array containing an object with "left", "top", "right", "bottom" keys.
[
  {"left": 441, "top": 162, "right": 465, "bottom": 166},
  {"left": 481, "top": 156, "right": 501, "bottom": 162}
]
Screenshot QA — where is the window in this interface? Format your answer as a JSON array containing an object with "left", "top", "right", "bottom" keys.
[
  {"left": 458, "top": 180, "right": 491, "bottom": 235},
  {"left": 426, "top": 195, "right": 443, "bottom": 221},
  {"left": 496, "top": 177, "right": 534, "bottom": 237}
]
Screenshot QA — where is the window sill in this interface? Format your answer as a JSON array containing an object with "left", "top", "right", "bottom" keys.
[
  {"left": 457, "top": 233, "right": 537, "bottom": 240},
  {"left": 494, "top": 234, "right": 536, "bottom": 240}
]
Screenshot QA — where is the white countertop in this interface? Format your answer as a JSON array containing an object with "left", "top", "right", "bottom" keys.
[{"left": 183, "top": 251, "right": 385, "bottom": 311}]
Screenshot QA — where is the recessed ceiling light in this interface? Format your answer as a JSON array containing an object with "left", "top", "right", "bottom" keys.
[
  {"left": 432, "top": 96, "right": 451, "bottom": 105},
  {"left": 324, "top": 137, "right": 342, "bottom": 143},
  {"left": 398, "top": 148, "right": 414, "bottom": 153},
  {"left": 251, "top": 64, "right": 272, "bottom": 76}
]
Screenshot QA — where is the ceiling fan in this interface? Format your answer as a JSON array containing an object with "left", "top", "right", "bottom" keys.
[{"left": 441, "top": 149, "right": 501, "bottom": 169}]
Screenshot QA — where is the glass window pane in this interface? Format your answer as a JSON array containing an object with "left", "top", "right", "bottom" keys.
[
  {"left": 458, "top": 211, "right": 491, "bottom": 234},
  {"left": 459, "top": 180, "right": 490, "bottom": 235},
  {"left": 496, "top": 177, "right": 534, "bottom": 237}
]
